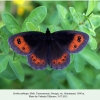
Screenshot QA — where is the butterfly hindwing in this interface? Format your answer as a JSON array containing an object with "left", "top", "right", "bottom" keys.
[
  {"left": 50, "top": 52, "right": 70, "bottom": 70},
  {"left": 27, "top": 38, "right": 47, "bottom": 70},
  {"left": 51, "top": 30, "right": 89, "bottom": 53},
  {"left": 48, "top": 39, "right": 70, "bottom": 70},
  {"left": 8, "top": 31, "right": 45, "bottom": 55}
]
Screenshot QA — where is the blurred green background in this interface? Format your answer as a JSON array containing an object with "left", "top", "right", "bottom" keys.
[{"left": 0, "top": 0, "right": 100, "bottom": 89}]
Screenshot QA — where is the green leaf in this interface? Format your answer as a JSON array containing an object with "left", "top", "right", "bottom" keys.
[
  {"left": 49, "top": 25, "right": 62, "bottom": 32},
  {"left": 77, "top": 12, "right": 85, "bottom": 23},
  {"left": 26, "top": 22, "right": 36, "bottom": 31},
  {"left": 80, "top": 66, "right": 95, "bottom": 85},
  {"left": 79, "top": 25, "right": 96, "bottom": 36},
  {"left": 21, "top": 6, "right": 47, "bottom": 32},
  {"left": 57, "top": 5, "right": 73, "bottom": 29},
  {"left": 2, "top": 12, "right": 20, "bottom": 34},
  {"left": 57, "top": 4, "right": 68, "bottom": 20},
  {"left": 69, "top": 7, "right": 84, "bottom": 24},
  {"left": 80, "top": 46, "right": 100, "bottom": 69},
  {"left": 20, "top": 57, "right": 28, "bottom": 65},
  {"left": 9, "top": 56, "right": 24, "bottom": 82},
  {"left": 13, "top": 54, "right": 21, "bottom": 63},
  {"left": 96, "top": 74, "right": 100, "bottom": 80},
  {"left": 90, "top": 15, "right": 100, "bottom": 29},
  {"left": 0, "top": 63, "right": 17, "bottom": 80},
  {"left": 1, "top": 37, "right": 9, "bottom": 54},
  {"left": 88, "top": 36, "right": 97, "bottom": 50},
  {"left": 46, "top": 65, "right": 52, "bottom": 70},
  {"left": 70, "top": 54, "right": 74, "bottom": 64},
  {"left": 26, "top": 22, "right": 40, "bottom": 31},
  {"left": 69, "top": 7, "right": 78, "bottom": 24},
  {"left": 0, "top": 54, "right": 8, "bottom": 73},
  {"left": 89, "top": 29, "right": 96, "bottom": 36},
  {"left": 35, "top": 26, "right": 40, "bottom": 31},
  {"left": 69, "top": 7, "right": 76, "bottom": 16},
  {"left": 12, "top": 28, "right": 19, "bottom": 34},
  {"left": 0, "top": 21, "right": 5, "bottom": 28},
  {"left": 0, "top": 26, "right": 12, "bottom": 37},
  {"left": 0, "top": 28, "right": 9, "bottom": 54},
  {"left": 86, "top": 0, "right": 95, "bottom": 16},
  {"left": 79, "top": 25, "right": 97, "bottom": 50},
  {"left": 66, "top": 71, "right": 86, "bottom": 89},
  {"left": 74, "top": 54, "right": 85, "bottom": 72},
  {"left": 52, "top": 70, "right": 66, "bottom": 80}
]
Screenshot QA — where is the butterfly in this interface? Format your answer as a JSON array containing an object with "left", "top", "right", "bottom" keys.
[{"left": 8, "top": 28, "right": 89, "bottom": 70}]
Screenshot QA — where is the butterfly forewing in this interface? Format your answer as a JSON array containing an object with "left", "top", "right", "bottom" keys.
[
  {"left": 51, "top": 30, "right": 89, "bottom": 53},
  {"left": 8, "top": 31, "right": 45, "bottom": 55},
  {"left": 8, "top": 31, "right": 48, "bottom": 70}
]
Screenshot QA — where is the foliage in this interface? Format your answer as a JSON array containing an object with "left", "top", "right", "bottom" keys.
[{"left": 0, "top": 1, "right": 100, "bottom": 89}]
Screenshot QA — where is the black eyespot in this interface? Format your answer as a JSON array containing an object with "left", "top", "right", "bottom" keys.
[
  {"left": 37, "top": 62, "right": 40, "bottom": 64},
  {"left": 74, "top": 45, "right": 77, "bottom": 48},
  {"left": 58, "top": 62, "right": 61, "bottom": 64},
  {"left": 62, "top": 59, "right": 65, "bottom": 61},
  {"left": 77, "top": 36, "right": 81, "bottom": 42},
  {"left": 53, "top": 62, "right": 55, "bottom": 64},
  {"left": 22, "top": 47, "right": 25, "bottom": 50},
  {"left": 42, "top": 61, "right": 45, "bottom": 64},
  {"left": 31, "top": 56, "right": 34, "bottom": 58},
  {"left": 64, "top": 56, "right": 66, "bottom": 58},
  {"left": 33, "top": 59, "right": 36, "bottom": 62},
  {"left": 17, "top": 38, "right": 21, "bottom": 44}
]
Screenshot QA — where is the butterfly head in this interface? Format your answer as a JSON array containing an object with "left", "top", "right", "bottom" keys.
[{"left": 46, "top": 28, "right": 51, "bottom": 35}]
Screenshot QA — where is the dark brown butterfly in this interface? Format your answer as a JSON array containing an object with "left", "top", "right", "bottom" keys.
[{"left": 8, "top": 28, "right": 89, "bottom": 70}]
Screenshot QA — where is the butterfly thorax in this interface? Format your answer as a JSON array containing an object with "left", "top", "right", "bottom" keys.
[
  {"left": 46, "top": 28, "right": 51, "bottom": 36},
  {"left": 45, "top": 28, "right": 51, "bottom": 45}
]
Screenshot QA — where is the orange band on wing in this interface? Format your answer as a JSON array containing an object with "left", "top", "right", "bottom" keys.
[
  {"left": 30, "top": 54, "right": 45, "bottom": 65},
  {"left": 52, "top": 53, "right": 68, "bottom": 65},
  {"left": 68, "top": 34, "right": 84, "bottom": 52},
  {"left": 14, "top": 36, "right": 30, "bottom": 53}
]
